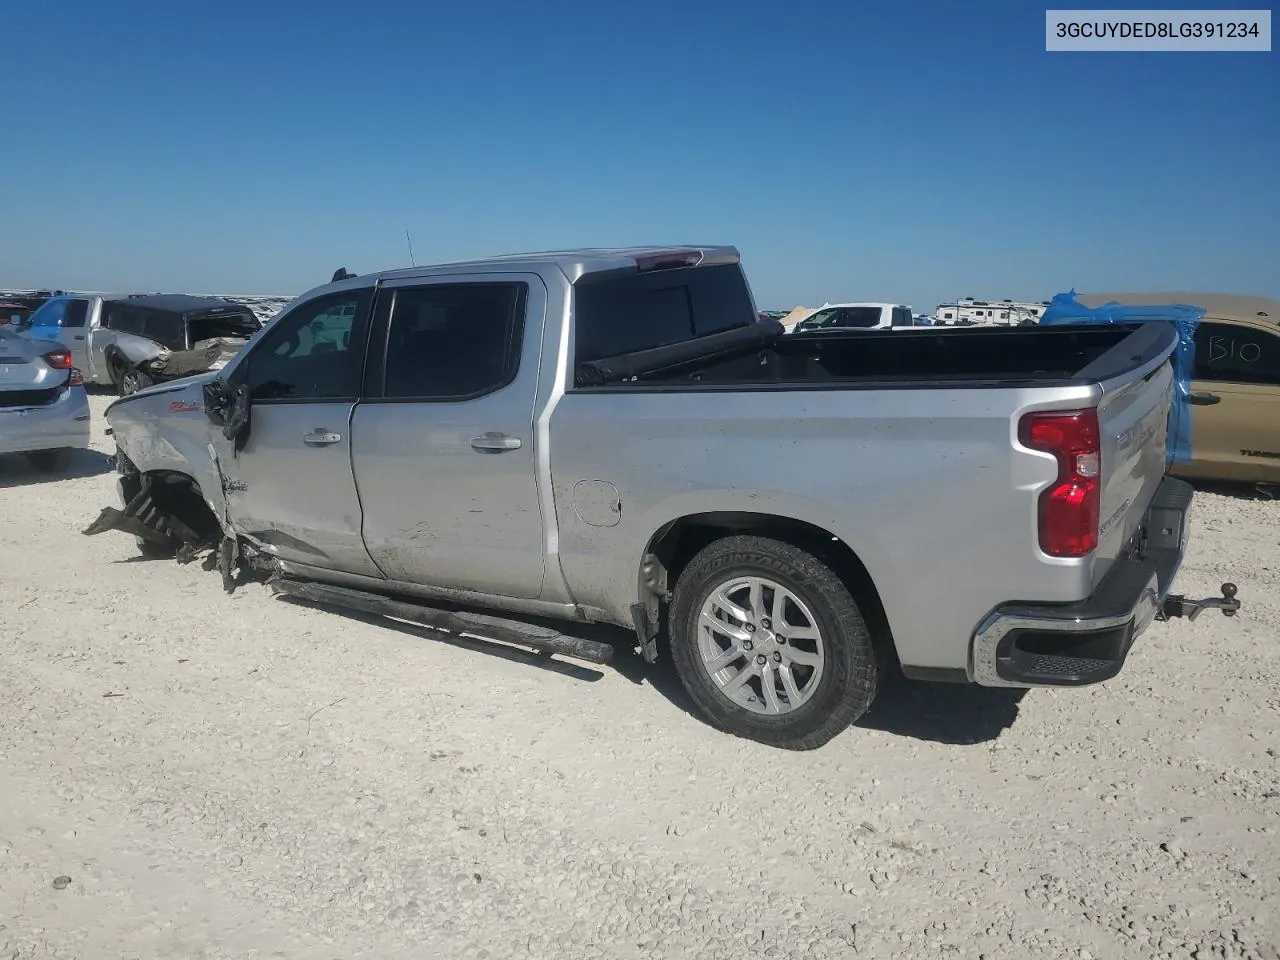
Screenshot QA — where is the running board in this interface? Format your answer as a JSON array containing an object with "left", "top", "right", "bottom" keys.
[{"left": 270, "top": 579, "right": 616, "bottom": 665}]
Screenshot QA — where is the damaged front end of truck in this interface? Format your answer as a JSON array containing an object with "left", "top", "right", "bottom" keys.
[
  {"left": 106, "top": 333, "right": 251, "bottom": 396},
  {"left": 82, "top": 376, "right": 275, "bottom": 592}
]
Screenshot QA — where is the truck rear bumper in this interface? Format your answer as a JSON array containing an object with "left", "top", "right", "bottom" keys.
[{"left": 970, "top": 476, "right": 1199, "bottom": 688}]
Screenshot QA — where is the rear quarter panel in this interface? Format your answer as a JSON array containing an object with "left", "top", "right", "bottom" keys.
[{"left": 549, "top": 383, "right": 1105, "bottom": 673}]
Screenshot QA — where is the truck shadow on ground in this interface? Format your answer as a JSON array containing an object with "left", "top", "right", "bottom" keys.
[
  {"left": 855, "top": 673, "right": 1026, "bottom": 745},
  {"left": 610, "top": 637, "right": 1027, "bottom": 746},
  {"left": 0, "top": 449, "right": 114, "bottom": 488},
  {"left": 269, "top": 601, "right": 1026, "bottom": 745}
]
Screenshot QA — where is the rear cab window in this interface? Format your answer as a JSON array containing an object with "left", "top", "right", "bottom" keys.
[{"left": 572, "top": 262, "right": 756, "bottom": 363}]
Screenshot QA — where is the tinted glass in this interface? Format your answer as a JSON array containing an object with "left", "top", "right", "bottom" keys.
[
  {"left": 27, "top": 298, "right": 68, "bottom": 328},
  {"left": 802, "top": 306, "right": 884, "bottom": 330},
  {"left": 244, "top": 293, "right": 365, "bottom": 401},
  {"left": 63, "top": 299, "right": 89, "bottom": 328},
  {"left": 143, "top": 312, "right": 186, "bottom": 350},
  {"left": 383, "top": 283, "right": 526, "bottom": 399},
  {"left": 109, "top": 308, "right": 146, "bottom": 335},
  {"left": 189, "top": 310, "right": 260, "bottom": 341},
  {"left": 1193, "top": 322, "right": 1280, "bottom": 386},
  {"left": 891, "top": 307, "right": 912, "bottom": 327},
  {"left": 573, "top": 263, "right": 755, "bottom": 362}
]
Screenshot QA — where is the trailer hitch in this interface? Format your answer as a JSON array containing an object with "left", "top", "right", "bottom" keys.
[{"left": 1158, "top": 582, "right": 1240, "bottom": 622}]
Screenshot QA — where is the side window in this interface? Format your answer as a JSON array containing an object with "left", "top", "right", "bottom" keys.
[
  {"left": 1193, "top": 322, "right": 1280, "bottom": 386},
  {"left": 63, "top": 299, "right": 89, "bottom": 328},
  {"left": 243, "top": 292, "right": 367, "bottom": 401},
  {"left": 110, "top": 308, "right": 145, "bottom": 335},
  {"left": 891, "top": 307, "right": 912, "bottom": 327},
  {"left": 382, "top": 283, "right": 526, "bottom": 400},
  {"left": 143, "top": 312, "right": 186, "bottom": 350},
  {"left": 28, "top": 298, "right": 68, "bottom": 328}
]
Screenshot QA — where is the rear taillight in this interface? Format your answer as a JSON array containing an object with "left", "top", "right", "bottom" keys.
[
  {"left": 1019, "top": 408, "right": 1101, "bottom": 558},
  {"left": 69, "top": 367, "right": 84, "bottom": 386},
  {"left": 42, "top": 348, "right": 73, "bottom": 369}
]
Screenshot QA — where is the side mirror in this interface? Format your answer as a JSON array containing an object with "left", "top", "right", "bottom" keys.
[{"left": 202, "top": 378, "right": 252, "bottom": 450}]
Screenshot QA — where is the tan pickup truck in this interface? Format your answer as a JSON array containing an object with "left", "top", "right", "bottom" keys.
[{"left": 1078, "top": 293, "right": 1280, "bottom": 486}]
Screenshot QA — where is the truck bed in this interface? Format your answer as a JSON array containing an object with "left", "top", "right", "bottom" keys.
[{"left": 575, "top": 321, "right": 1176, "bottom": 390}]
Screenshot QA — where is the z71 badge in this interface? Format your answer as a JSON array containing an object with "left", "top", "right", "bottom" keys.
[{"left": 169, "top": 400, "right": 201, "bottom": 413}]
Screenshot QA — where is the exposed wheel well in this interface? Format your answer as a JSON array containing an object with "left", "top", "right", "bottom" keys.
[
  {"left": 120, "top": 467, "right": 222, "bottom": 545},
  {"left": 642, "top": 512, "right": 895, "bottom": 665}
]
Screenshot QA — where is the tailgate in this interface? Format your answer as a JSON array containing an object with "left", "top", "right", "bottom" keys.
[{"left": 1093, "top": 357, "right": 1174, "bottom": 579}]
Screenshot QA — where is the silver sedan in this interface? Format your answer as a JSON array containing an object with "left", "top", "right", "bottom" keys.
[{"left": 0, "top": 328, "right": 91, "bottom": 471}]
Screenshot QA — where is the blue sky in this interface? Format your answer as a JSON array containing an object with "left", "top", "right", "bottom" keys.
[{"left": 3, "top": 0, "right": 1276, "bottom": 310}]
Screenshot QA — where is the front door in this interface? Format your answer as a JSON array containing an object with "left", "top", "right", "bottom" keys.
[
  {"left": 350, "top": 274, "right": 547, "bottom": 599},
  {"left": 1179, "top": 320, "right": 1280, "bottom": 483},
  {"left": 220, "top": 287, "right": 385, "bottom": 579}
]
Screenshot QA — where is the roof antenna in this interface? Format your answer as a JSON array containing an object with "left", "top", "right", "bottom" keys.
[{"left": 405, "top": 228, "right": 416, "bottom": 267}]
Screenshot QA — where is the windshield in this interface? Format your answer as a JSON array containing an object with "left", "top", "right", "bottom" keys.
[{"left": 800, "top": 306, "right": 884, "bottom": 329}]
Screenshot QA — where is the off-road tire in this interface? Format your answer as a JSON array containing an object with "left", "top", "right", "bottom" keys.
[
  {"left": 27, "top": 448, "right": 72, "bottom": 473},
  {"left": 667, "top": 535, "right": 880, "bottom": 750}
]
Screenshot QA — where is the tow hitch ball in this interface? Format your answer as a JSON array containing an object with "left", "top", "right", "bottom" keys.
[{"left": 1158, "top": 582, "right": 1241, "bottom": 622}]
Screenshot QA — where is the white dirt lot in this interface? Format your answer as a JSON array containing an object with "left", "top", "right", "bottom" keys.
[{"left": 1, "top": 393, "right": 1277, "bottom": 960}]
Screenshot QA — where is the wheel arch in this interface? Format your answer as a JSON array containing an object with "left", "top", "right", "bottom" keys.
[
  {"left": 634, "top": 511, "right": 894, "bottom": 667},
  {"left": 115, "top": 453, "right": 225, "bottom": 546}
]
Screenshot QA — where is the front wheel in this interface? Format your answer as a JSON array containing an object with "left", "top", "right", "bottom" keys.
[
  {"left": 667, "top": 535, "right": 881, "bottom": 750},
  {"left": 117, "top": 368, "right": 153, "bottom": 396}
]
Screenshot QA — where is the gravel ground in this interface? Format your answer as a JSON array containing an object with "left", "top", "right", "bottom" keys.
[{"left": 2, "top": 394, "right": 1277, "bottom": 960}]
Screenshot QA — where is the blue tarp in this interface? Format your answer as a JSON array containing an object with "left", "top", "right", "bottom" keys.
[{"left": 1039, "top": 290, "right": 1204, "bottom": 464}]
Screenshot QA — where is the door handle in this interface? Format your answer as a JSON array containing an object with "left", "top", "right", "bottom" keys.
[
  {"left": 470, "top": 432, "right": 522, "bottom": 452},
  {"left": 303, "top": 430, "right": 343, "bottom": 446},
  {"left": 73, "top": 335, "right": 85, "bottom": 340},
  {"left": 1188, "top": 392, "right": 1220, "bottom": 406}
]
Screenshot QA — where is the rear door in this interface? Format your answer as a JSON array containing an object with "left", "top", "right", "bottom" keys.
[
  {"left": 1181, "top": 320, "right": 1280, "bottom": 482},
  {"left": 220, "top": 287, "right": 384, "bottom": 578},
  {"left": 350, "top": 273, "right": 547, "bottom": 599}
]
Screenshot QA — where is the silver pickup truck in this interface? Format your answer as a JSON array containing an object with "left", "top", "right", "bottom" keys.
[
  {"left": 24, "top": 293, "right": 260, "bottom": 394},
  {"left": 88, "top": 246, "right": 1241, "bottom": 749}
]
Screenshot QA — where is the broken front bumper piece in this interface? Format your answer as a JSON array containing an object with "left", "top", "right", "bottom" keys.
[{"left": 109, "top": 335, "right": 248, "bottom": 381}]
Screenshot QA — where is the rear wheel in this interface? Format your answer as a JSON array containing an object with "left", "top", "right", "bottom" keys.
[
  {"left": 27, "top": 448, "right": 72, "bottom": 473},
  {"left": 667, "top": 535, "right": 880, "bottom": 750}
]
